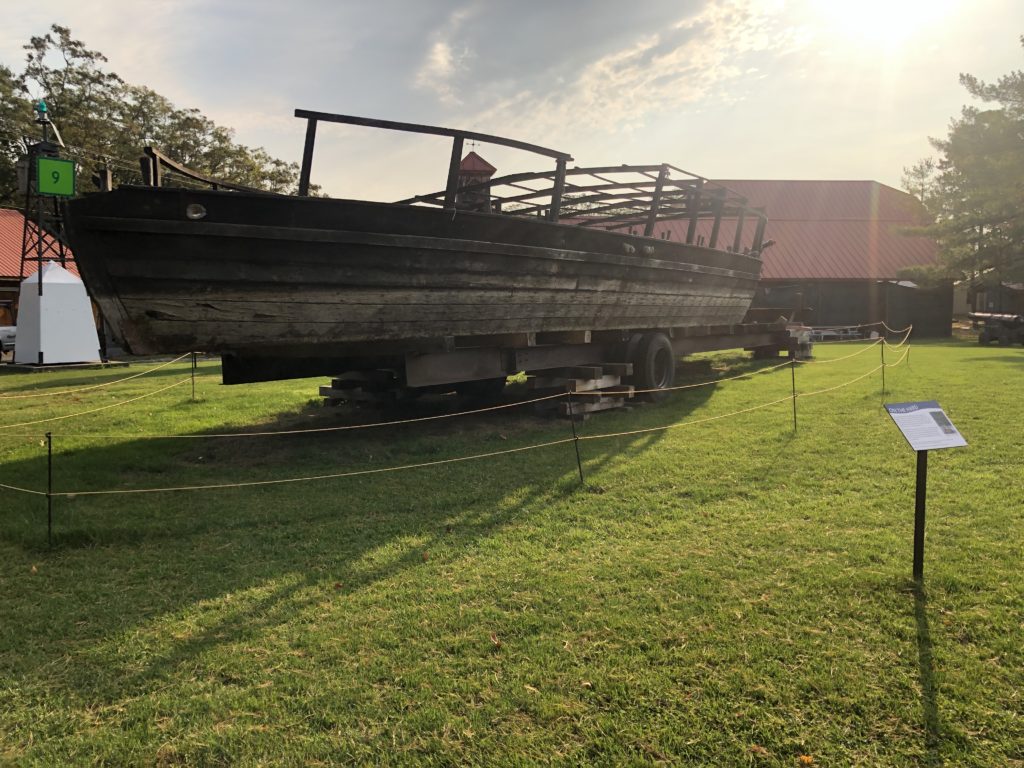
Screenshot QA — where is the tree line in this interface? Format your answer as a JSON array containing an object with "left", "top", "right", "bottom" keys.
[
  {"left": 904, "top": 35, "right": 1024, "bottom": 285},
  {"left": 0, "top": 25, "right": 303, "bottom": 207}
]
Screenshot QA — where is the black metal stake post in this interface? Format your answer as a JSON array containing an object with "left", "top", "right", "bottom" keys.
[
  {"left": 881, "top": 339, "right": 886, "bottom": 397},
  {"left": 914, "top": 450, "right": 928, "bottom": 581},
  {"left": 46, "top": 431, "right": 53, "bottom": 548},
  {"left": 790, "top": 358, "right": 798, "bottom": 432},
  {"left": 566, "top": 387, "right": 584, "bottom": 485},
  {"left": 191, "top": 352, "right": 197, "bottom": 402}
]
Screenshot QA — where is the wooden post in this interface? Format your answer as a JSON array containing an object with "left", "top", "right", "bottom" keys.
[
  {"left": 643, "top": 165, "right": 669, "bottom": 237},
  {"left": 732, "top": 199, "right": 747, "bottom": 252},
  {"left": 298, "top": 118, "right": 318, "bottom": 196},
  {"left": 548, "top": 158, "right": 567, "bottom": 223},
  {"left": 444, "top": 136, "right": 465, "bottom": 209},
  {"left": 152, "top": 153, "right": 162, "bottom": 187},
  {"left": 752, "top": 209, "right": 767, "bottom": 252},
  {"left": 139, "top": 156, "right": 153, "bottom": 186},
  {"left": 191, "top": 352, "right": 197, "bottom": 402},
  {"left": 686, "top": 179, "right": 704, "bottom": 245},
  {"left": 708, "top": 190, "right": 726, "bottom": 249}
]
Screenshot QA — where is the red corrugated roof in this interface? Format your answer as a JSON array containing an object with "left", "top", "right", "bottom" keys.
[
  {"left": 0, "top": 207, "right": 78, "bottom": 280},
  {"left": 652, "top": 180, "right": 937, "bottom": 280}
]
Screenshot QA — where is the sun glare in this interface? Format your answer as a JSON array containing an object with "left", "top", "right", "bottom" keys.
[{"left": 807, "top": 0, "right": 955, "bottom": 48}]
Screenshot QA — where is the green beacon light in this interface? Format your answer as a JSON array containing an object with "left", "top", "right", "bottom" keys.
[{"left": 34, "top": 100, "right": 50, "bottom": 124}]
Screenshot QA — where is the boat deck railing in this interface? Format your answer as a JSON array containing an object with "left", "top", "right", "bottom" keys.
[
  {"left": 293, "top": 109, "right": 765, "bottom": 255},
  {"left": 398, "top": 163, "right": 767, "bottom": 255},
  {"left": 137, "top": 110, "right": 767, "bottom": 256},
  {"left": 139, "top": 147, "right": 267, "bottom": 194}
]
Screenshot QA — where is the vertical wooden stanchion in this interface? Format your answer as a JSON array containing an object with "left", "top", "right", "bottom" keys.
[
  {"left": 191, "top": 352, "right": 197, "bottom": 402},
  {"left": 790, "top": 358, "right": 797, "bottom": 432},
  {"left": 566, "top": 387, "right": 584, "bottom": 485},
  {"left": 46, "top": 431, "right": 53, "bottom": 548}
]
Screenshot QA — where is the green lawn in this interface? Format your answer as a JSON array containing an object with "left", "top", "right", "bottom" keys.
[{"left": 1, "top": 340, "right": 1021, "bottom": 766}]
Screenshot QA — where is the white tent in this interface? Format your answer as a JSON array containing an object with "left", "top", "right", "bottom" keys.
[{"left": 14, "top": 261, "right": 101, "bottom": 364}]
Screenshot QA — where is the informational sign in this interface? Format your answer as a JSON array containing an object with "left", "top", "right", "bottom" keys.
[
  {"left": 36, "top": 157, "right": 76, "bottom": 197},
  {"left": 885, "top": 401, "right": 967, "bottom": 452}
]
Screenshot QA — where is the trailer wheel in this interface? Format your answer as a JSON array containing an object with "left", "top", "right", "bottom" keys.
[{"left": 633, "top": 332, "right": 676, "bottom": 401}]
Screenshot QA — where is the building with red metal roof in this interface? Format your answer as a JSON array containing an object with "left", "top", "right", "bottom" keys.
[{"left": 649, "top": 180, "right": 948, "bottom": 334}]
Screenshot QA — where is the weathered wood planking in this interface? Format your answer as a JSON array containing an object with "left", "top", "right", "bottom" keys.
[{"left": 65, "top": 186, "right": 764, "bottom": 356}]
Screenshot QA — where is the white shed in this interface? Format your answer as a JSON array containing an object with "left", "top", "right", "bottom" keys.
[{"left": 14, "top": 261, "right": 101, "bottom": 364}]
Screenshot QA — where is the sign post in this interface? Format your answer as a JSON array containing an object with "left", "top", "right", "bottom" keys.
[
  {"left": 885, "top": 401, "right": 967, "bottom": 581},
  {"left": 913, "top": 449, "right": 927, "bottom": 581}
]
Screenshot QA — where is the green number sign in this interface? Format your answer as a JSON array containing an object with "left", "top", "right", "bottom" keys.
[{"left": 36, "top": 156, "right": 76, "bottom": 197}]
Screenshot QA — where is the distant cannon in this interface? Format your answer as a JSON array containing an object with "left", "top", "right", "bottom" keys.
[{"left": 969, "top": 312, "right": 1024, "bottom": 346}]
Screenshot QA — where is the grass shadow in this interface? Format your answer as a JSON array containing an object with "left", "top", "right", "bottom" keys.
[
  {"left": 911, "top": 581, "right": 943, "bottom": 766},
  {"left": 0, "top": 357, "right": 203, "bottom": 393},
  {"left": 0, "top": 348, "right": 792, "bottom": 726},
  {"left": 960, "top": 353, "right": 1024, "bottom": 366}
]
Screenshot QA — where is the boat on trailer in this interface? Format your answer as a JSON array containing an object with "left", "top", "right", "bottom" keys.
[{"left": 64, "top": 110, "right": 772, "bottom": 391}]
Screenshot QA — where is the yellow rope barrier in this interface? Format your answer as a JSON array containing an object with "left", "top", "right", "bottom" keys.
[
  {"left": 796, "top": 338, "right": 882, "bottom": 364},
  {"left": 577, "top": 357, "right": 792, "bottom": 397},
  {"left": 884, "top": 347, "right": 911, "bottom": 367},
  {"left": 51, "top": 437, "right": 577, "bottom": 497},
  {"left": 0, "top": 481, "right": 46, "bottom": 496},
  {"left": 881, "top": 321, "right": 914, "bottom": 335},
  {"left": 3, "top": 344, "right": 907, "bottom": 501},
  {"left": 577, "top": 395, "right": 794, "bottom": 442},
  {"left": 883, "top": 327, "right": 914, "bottom": 348},
  {"left": 0, "top": 353, "right": 192, "bottom": 400},
  {"left": 0, "top": 378, "right": 190, "bottom": 431},
  {"left": 31, "top": 391, "right": 568, "bottom": 440},
  {"left": 797, "top": 364, "right": 883, "bottom": 399}
]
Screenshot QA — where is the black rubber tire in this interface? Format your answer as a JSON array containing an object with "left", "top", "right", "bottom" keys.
[{"left": 632, "top": 332, "right": 676, "bottom": 401}]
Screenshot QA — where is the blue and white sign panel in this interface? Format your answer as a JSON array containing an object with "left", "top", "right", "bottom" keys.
[{"left": 885, "top": 401, "right": 967, "bottom": 452}]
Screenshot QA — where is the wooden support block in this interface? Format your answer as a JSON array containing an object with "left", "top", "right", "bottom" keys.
[
  {"left": 559, "top": 396, "right": 630, "bottom": 416},
  {"left": 331, "top": 370, "right": 396, "bottom": 388},
  {"left": 320, "top": 385, "right": 388, "bottom": 403},
  {"left": 597, "top": 384, "right": 635, "bottom": 397},
  {"left": 454, "top": 331, "right": 536, "bottom": 349},
  {"left": 536, "top": 330, "right": 592, "bottom": 345},
  {"left": 535, "top": 365, "right": 604, "bottom": 379},
  {"left": 599, "top": 362, "right": 633, "bottom": 377},
  {"left": 529, "top": 374, "right": 622, "bottom": 392}
]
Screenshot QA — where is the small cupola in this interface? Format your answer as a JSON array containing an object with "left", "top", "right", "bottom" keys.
[{"left": 456, "top": 151, "right": 497, "bottom": 211}]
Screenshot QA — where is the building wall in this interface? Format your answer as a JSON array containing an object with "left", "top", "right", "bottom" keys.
[
  {"left": 752, "top": 280, "right": 952, "bottom": 336},
  {"left": 885, "top": 282, "right": 953, "bottom": 337}
]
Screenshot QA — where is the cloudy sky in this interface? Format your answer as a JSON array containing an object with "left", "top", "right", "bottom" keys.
[{"left": 2, "top": 0, "right": 1022, "bottom": 200}]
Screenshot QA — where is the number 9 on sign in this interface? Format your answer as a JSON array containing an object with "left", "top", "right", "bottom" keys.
[{"left": 36, "top": 156, "right": 76, "bottom": 197}]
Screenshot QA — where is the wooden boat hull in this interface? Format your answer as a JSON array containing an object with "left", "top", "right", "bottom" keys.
[{"left": 65, "top": 187, "right": 763, "bottom": 357}]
